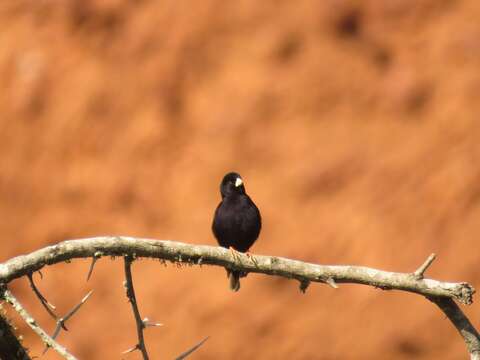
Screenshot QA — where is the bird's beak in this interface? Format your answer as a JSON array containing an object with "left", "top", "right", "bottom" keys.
[{"left": 235, "top": 177, "right": 243, "bottom": 187}]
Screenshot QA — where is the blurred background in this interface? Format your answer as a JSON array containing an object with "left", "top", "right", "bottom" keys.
[{"left": 1, "top": 0, "right": 480, "bottom": 358}]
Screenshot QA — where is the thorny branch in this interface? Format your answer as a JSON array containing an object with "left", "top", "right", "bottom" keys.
[
  {"left": 123, "top": 255, "right": 149, "bottom": 360},
  {"left": 0, "top": 237, "right": 477, "bottom": 358},
  {"left": 28, "top": 273, "right": 58, "bottom": 322},
  {"left": 1, "top": 289, "right": 77, "bottom": 360},
  {"left": 28, "top": 271, "right": 93, "bottom": 355},
  {"left": 47, "top": 290, "right": 93, "bottom": 349}
]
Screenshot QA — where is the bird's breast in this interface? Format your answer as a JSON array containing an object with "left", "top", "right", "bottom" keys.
[{"left": 212, "top": 195, "right": 261, "bottom": 252}]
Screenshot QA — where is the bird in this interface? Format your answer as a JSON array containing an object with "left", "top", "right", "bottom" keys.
[{"left": 212, "top": 172, "right": 262, "bottom": 291}]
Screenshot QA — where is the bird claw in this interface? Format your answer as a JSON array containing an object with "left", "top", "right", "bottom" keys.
[
  {"left": 246, "top": 252, "right": 258, "bottom": 267},
  {"left": 229, "top": 247, "right": 241, "bottom": 264}
]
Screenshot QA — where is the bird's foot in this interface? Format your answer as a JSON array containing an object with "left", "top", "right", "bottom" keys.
[
  {"left": 229, "top": 247, "right": 241, "bottom": 264},
  {"left": 245, "top": 252, "right": 258, "bottom": 267}
]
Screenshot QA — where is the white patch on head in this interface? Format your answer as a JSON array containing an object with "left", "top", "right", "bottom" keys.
[
  {"left": 0, "top": 263, "right": 6, "bottom": 276},
  {"left": 235, "top": 177, "right": 243, "bottom": 187}
]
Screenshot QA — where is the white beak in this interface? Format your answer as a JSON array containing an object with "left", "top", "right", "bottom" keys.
[{"left": 235, "top": 177, "right": 243, "bottom": 187}]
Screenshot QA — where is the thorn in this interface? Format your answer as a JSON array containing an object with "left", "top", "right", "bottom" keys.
[
  {"left": 86, "top": 253, "right": 102, "bottom": 281},
  {"left": 42, "top": 344, "right": 51, "bottom": 355},
  {"left": 142, "top": 317, "right": 163, "bottom": 327},
  {"left": 175, "top": 336, "right": 210, "bottom": 360},
  {"left": 122, "top": 345, "right": 139, "bottom": 354},
  {"left": 325, "top": 277, "right": 338, "bottom": 289},
  {"left": 80, "top": 290, "right": 94, "bottom": 304},
  {"left": 46, "top": 301, "right": 56, "bottom": 311}
]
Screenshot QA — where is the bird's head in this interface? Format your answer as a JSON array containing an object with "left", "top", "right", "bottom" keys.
[{"left": 220, "top": 172, "right": 246, "bottom": 198}]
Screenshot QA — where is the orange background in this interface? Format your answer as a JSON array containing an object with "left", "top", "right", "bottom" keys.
[{"left": 1, "top": 1, "right": 480, "bottom": 359}]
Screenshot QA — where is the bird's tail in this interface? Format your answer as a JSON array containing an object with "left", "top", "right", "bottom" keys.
[{"left": 227, "top": 270, "right": 241, "bottom": 292}]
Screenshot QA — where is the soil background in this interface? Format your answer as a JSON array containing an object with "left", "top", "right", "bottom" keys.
[{"left": 1, "top": 1, "right": 480, "bottom": 359}]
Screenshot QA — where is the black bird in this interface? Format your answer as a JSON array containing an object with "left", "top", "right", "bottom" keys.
[{"left": 212, "top": 172, "right": 262, "bottom": 291}]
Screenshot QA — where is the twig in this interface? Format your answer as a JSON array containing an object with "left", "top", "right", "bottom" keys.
[
  {"left": 175, "top": 336, "right": 209, "bottom": 360},
  {"left": 123, "top": 255, "right": 149, "bottom": 360},
  {"left": 414, "top": 253, "right": 436, "bottom": 280},
  {"left": 27, "top": 273, "right": 59, "bottom": 322},
  {"left": 1, "top": 288, "right": 77, "bottom": 360}
]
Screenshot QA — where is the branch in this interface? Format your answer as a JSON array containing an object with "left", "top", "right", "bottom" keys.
[
  {"left": 0, "top": 237, "right": 473, "bottom": 303},
  {"left": 123, "top": 255, "right": 149, "bottom": 360},
  {"left": 1, "top": 288, "right": 77, "bottom": 360},
  {"left": 409, "top": 254, "right": 480, "bottom": 359},
  {"left": 429, "top": 297, "right": 480, "bottom": 360},
  {"left": 0, "top": 237, "right": 477, "bottom": 357},
  {"left": 0, "top": 305, "right": 32, "bottom": 360}
]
